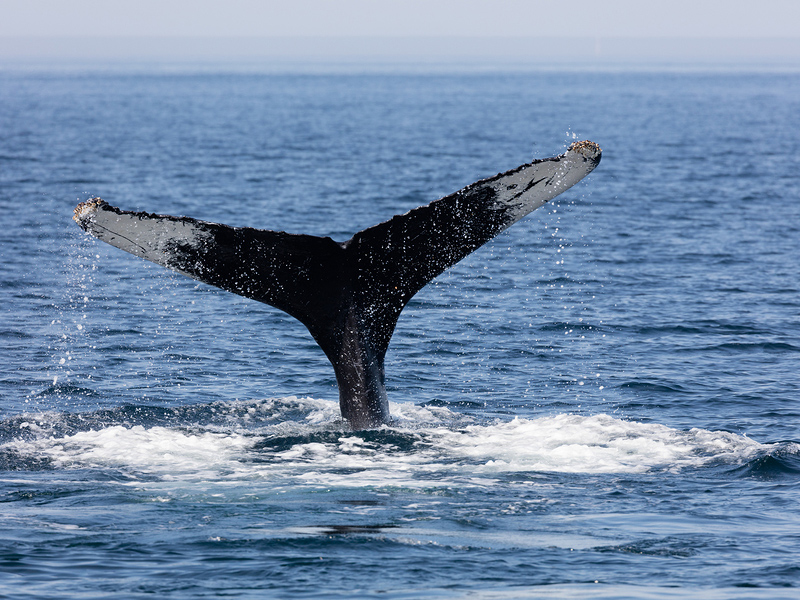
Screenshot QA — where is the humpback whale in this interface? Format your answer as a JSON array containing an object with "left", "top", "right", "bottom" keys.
[{"left": 74, "top": 140, "right": 601, "bottom": 429}]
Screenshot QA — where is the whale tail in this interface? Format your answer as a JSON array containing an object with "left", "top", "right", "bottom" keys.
[{"left": 74, "top": 141, "right": 601, "bottom": 429}]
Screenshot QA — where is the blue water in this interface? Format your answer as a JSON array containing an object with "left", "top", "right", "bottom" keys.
[{"left": 1, "top": 70, "right": 800, "bottom": 599}]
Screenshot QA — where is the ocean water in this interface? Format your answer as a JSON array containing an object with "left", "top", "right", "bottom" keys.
[{"left": 1, "top": 70, "right": 799, "bottom": 599}]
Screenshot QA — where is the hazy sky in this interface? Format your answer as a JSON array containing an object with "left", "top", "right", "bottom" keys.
[
  {"left": 2, "top": 0, "right": 799, "bottom": 65},
  {"left": 3, "top": 0, "right": 799, "bottom": 38}
]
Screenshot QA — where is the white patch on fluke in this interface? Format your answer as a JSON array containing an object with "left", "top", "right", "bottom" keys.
[
  {"left": 73, "top": 199, "right": 214, "bottom": 276},
  {"left": 489, "top": 141, "right": 601, "bottom": 223}
]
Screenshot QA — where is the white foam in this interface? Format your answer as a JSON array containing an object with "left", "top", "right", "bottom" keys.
[
  {"left": 2, "top": 402, "right": 770, "bottom": 491},
  {"left": 428, "top": 413, "right": 765, "bottom": 474},
  {"left": 388, "top": 399, "right": 472, "bottom": 426},
  {"left": 12, "top": 426, "right": 253, "bottom": 480}
]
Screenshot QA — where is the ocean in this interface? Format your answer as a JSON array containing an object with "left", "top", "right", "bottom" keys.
[{"left": 1, "top": 69, "right": 799, "bottom": 598}]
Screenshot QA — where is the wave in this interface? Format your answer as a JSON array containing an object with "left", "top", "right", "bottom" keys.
[
  {"left": 0, "top": 398, "right": 780, "bottom": 488},
  {"left": 726, "top": 444, "right": 800, "bottom": 480},
  {"left": 691, "top": 342, "right": 800, "bottom": 354},
  {"left": 616, "top": 381, "right": 690, "bottom": 394}
]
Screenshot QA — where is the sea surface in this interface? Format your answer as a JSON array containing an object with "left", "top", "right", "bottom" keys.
[{"left": 1, "top": 69, "right": 799, "bottom": 599}]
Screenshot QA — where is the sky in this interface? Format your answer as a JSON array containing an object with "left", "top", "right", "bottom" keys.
[{"left": 2, "top": 0, "right": 799, "bottom": 66}]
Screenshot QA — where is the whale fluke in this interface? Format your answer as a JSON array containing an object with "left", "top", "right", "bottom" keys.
[{"left": 74, "top": 141, "right": 601, "bottom": 429}]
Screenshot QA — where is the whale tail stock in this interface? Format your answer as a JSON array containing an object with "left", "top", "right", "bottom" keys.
[{"left": 74, "top": 141, "right": 601, "bottom": 429}]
